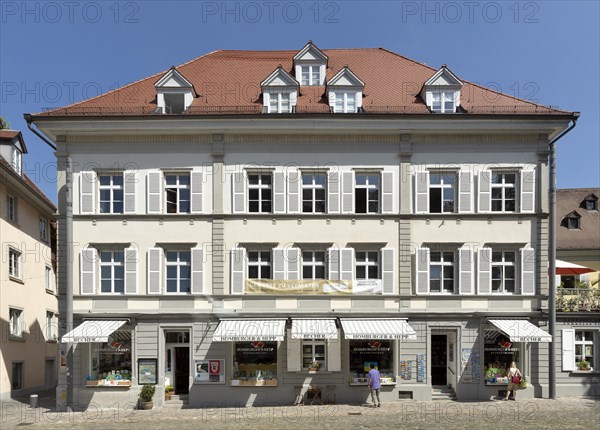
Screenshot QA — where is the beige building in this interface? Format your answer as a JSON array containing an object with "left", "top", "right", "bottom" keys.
[{"left": 0, "top": 130, "right": 58, "bottom": 399}]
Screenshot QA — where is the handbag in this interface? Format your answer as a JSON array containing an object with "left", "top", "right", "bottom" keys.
[{"left": 511, "top": 374, "right": 521, "bottom": 384}]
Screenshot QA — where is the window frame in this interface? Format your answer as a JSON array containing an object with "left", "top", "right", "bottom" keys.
[
  {"left": 491, "top": 171, "right": 517, "bottom": 212},
  {"left": 302, "top": 339, "right": 327, "bottom": 370},
  {"left": 8, "top": 247, "right": 21, "bottom": 280},
  {"left": 300, "top": 64, "right": 321, "bottom": 86},
  {"left": 491, "top": 250, "right": 517, "bottom": 294},
  {"left": 429, "top": 171, "right": 457, "bottom": 213},
  {"left": 98, "top": 174, "right": 124, "bottom": 214},
  {"left": 7, "top": 194, "right": 16, "bottom": 222},
  {"left": 585, "top": 198, "right": 597, "bottom": 210},
  {"left": 165, "top": 173, "right": 191, "bottom": 214},
  {"left": 165, "top": 250, "right": 192, "bottom": 294},
  {"left": 574, "top": 330, "right": 595, "bottom": 369},
  {"left": 9, "top": 307, "right": 23, "bottom": 338},
  {"left": 429, "top": 250, "right": 456, "bottom": 294},
  {"left": 247, "top": 173, "right": 273, "bottom": 214},
  {"left": 39, "top": 218, "right": 49, "bottom": 242},
  {"left": 355, "top": 251, "right": 379, "bottom": 280},
  {"left": 45, "top": 266, "right": 54, "bottom": 293},
  {"left": 355, "top": 173, "right": 380, "bottom": 214},
  {"left": 431, "top": 90, "right": 456, "bottom": 114},
  {"left": 567, "top": 216, "right": 581, "bottom": 230},
  {"left": 99, "top": 250, "right": 125, "bottom": 294},
  {"left": 11, "top": 362, "right": 23, "bottom": 390},
  {"left": 247, "top": 250, "right": 272, "bottom": 280},
  {"left": 302, "top": 251, "right": 326, "bottom": 280},
  {"left": 301, "top": 173, "right": 327, "bottom": 213},
  {"left": 46, "top": 311, "right": 57, "bottom": 341},
  {"left": 268, "top": 91, "right": 292, "bottom": 113},
  {"left": 333, "top": 91, "right": 357, "bottom": 113},
  {"left": 11, "top": 146, "right": 22, "bottom": 175}
]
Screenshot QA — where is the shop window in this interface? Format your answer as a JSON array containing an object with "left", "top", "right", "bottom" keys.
[
  {"left": 484, "top": 330, "right": 521, "bottom": 385},
  {"left": 348, "top": 340, "right": 394, "bottom": 385},
  {"left": 232, "top": 341, "right": 278, "bottom": 386},
  {"left": 302, "top": 340, "right": 326, "bottom": 370},
  {"left": 88, "top": 332, "right": 132, "bottom": 386}
]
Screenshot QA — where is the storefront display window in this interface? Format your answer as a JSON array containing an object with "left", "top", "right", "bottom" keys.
[
  {"left": 231, "top": 342, "right": 278, "bottom": 386},
  {"left": 348, "top": 340, "right": 394, "bottom": 385},
  {"left": 484, "top": 330, "right": 520, "bottom": 385},
  {"left": 87, "top": 332, "right": 132, "bottom": 387}
]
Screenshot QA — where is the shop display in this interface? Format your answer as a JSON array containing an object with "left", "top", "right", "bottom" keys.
[
  {"left": 231, "top": 342, "right": 278, "bottom": 386},
  {"left": 86, "top": 335, "right": 132, "bottom": 387},
  {"left": 348, "top": 341, "right": 395, "bottom": 385},
  {"left": 484, "top": 331, "right": 520, "bottom": 385},
  {"left": 195, "top": 359, "right": 225, "bottom": 384}
]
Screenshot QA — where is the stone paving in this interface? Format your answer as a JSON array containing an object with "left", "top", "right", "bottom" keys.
[{"left": 1, "top": 394, "right": 598, "bottom": 430}]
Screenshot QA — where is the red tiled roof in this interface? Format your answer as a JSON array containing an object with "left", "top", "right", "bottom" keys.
[
  {"left": 557, "top": 188, "right": 600, "bottom": 251},
  {"left": 0, "top": 130, "right": 21, "bottom": 139},
  {"left": 34, "top": 48, "right": 573, "bottom": 117},
  {"left": 0, "top": 156, "right": 56, "bottom": 212}
]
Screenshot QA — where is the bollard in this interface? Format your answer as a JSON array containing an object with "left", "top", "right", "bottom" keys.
[{"left": 30, "top": 394, "right": 38, "bottom": 408}]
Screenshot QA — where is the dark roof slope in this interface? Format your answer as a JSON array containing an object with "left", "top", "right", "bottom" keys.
[{"left": 557, "top": 188, "right": 600, "bottom": 250}]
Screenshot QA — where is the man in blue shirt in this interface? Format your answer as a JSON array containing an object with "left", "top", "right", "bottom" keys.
[{"left": 367, "top": 363, "right": 381, "bottom": 407}]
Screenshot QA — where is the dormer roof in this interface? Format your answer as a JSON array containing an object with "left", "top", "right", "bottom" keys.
[
  {"left": 565, "top": 210, "right": 582, "bottom": 219},
  {"left": 293, "top": 41, "right": 328, "bottom": 63},
  {"left": 261, "top": 67, "right": 299, "bottom": 88},
  {"left": 424, "top": 65, "right": 463, "bottom": 88},
  {"left": 327, "top": 66, "right": 365, "bottom": 88},
  {"left": 155, "top": 67, "right": 198, "bottom": 96},
  {"left": 0, "top": 130, "right": 27, "bottom": 153}
]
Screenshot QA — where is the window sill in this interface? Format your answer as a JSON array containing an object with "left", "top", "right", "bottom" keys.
[
  {"left": 8, "top": 335, "right": 25, "bottom": 342},
  {"left": 8, "top": 276, "right": 24, "bottom": 284},
  {"left": 295, "top": 371, "right": 335, "bottom": 375},
  {"left": 570, "top": 370, "right": 598, "bottom": 375},
  {"left": 46, "top": 289, "right": 56, "bottom": 295}
]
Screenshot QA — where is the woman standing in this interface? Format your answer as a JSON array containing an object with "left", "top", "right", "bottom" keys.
[{"left": 504, "top": 361, "right": 522, "bottom": 400}]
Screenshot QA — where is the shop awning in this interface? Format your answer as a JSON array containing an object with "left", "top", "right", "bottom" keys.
[
  {"left": 291, "top": 319, "right": 338, "bottom": 339},
  {"left": 340, "top": 319, "right": 417, "bottom": 340},
  {"left": 62, "top": 320, "right": 128, "bottom": 343},
  {"left": 488, "top": 319, "right": 552, "bottom": 343},
  {"left": 213, "top": 319, "right": 286, "bottom": 342}
]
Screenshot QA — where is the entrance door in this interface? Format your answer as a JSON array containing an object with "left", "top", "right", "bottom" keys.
[
  {"left": 446, "top": 331, "right": 457, "bottom": 388},
  {"left": 45, "top": 359, "right": 56, "bottom": 388},
  {"left": 431, "top": 335, "right": 447, "bottom": 386},
  {"left": 174, "top": 347, "right": 190, "bottom": 394}
]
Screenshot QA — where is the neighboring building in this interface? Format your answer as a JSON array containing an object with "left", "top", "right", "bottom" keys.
[
  {"left": 0, "top": 129, "right": 58, "bottom": 400},
  {"left": 555, "top": 188, "right": 600, "bottom": 397},
  {"left": 28, "top": 42, "right": 577, "bottom": 408}
]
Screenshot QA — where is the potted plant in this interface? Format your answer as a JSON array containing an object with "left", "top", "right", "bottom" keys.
[
  {"left": 578, "top": 359, "right": 591, "bottom": 371},
  {"left": 165, "top": 384, "right": 174, "bottom": 400},
  {"left": 308, "top": 361, "right": 321, "bottom": 372},
  {"left": 139, "top": 384, "right": 156, "bottom": 410}
]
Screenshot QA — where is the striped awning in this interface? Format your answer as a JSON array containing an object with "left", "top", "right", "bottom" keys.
[
  {"left": 213, "top": 319, "right": 286, "bottom": 342},
  {"left": 62, "top": 320, "right": 128, "bottom": 343},
  {"left": 291, "top": 319, "right": 338, "bottom": 339},
  {"left": 488, "top": 319, "right": 552, "bottom": 343},
  {"left": 340, "top": 319, "right": 417, "bottom": 340}
]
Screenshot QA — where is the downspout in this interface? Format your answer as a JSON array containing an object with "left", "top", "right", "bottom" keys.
[
  {"left": 23, "top": 114, "right": 57, "bottom": 150},
  {"left": 548, "top": 113, "right": 579, "bottom": 400}
]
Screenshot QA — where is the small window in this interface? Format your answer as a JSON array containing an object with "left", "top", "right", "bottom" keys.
[
  {"left": 300, "top": 65, "right": 321, "bottom": 86},
  {"left": 248, "top": 174, "right": 272, "bottom": 213},
  {"left": 429, "top": 172, "right": 456, "bottom": 213},
  {"left": 9, "top": 308, "right": 23, "bottom": 337},
  {"left": 46, "top": 311, "right": 57, "bottom": 340},
  {"left": 45, "top": 266, "right": 53, "bottom": 292},
  {"left": 585, "top": 198, "right": 597, "bottom": 210},
  {"left": 567, "top": 216, "right": 580, "bottom": 230},
  {"left": 98, "top": 175, "right": 124, "bottom": 214},
  {"left": 302, "top": 251, "right": 326, "bottom": 280},
  {"left": 491, "top": 251, "right": 516, "bottom": 294},
  {"left": 164, "top": 93, "right": 186, "bottom": 114},
  {"left": 100, "top": 251, "right": 125, "bottom": 294},
  {"left": 165, "top": 174, "right": 190, "bottom": 214},
  {"left": 39, "top": 218, "right": 49, "bottom": 242},
  {"left": 11, "top": 147, "right": 22, "bottom": 175},
  {"left": 575, "top": 330, "right": 594, "bottom": 369},
  {"left": 166, "top": 250, "right": 191, "bottom": 294},
  {"left": 356, "top": 251, "right": 379, "bottom": 280},
  {"left": 268, "top": 92, "right": 292, "bottom": 113},
  {"left": 355, "top": 174, "right": 380, "bottom": 213},
  {"left": 491, "top": 172, "right": 517, "bottom": 212},
  {"left": 302, "top": 340, "right": 326, "bottom": 369},
  {"left": 333, "top": 92, "right": 356, "bottom": 113},
  {"left": 12, "top": 362, "right": 23, "bottom": 390},
  {"left": 8, "top": 248, "right": 21, "bottom": 279},
  {"left": 431, "top": 91, "right": 456, "bottom": 113},
  {"left": 7, "top": 194, "right": 16, "bottom": 221},
  {"left": 248, "top": 251, "right": 272, "bottom": 280},
  {"left": 561, "top": 275, "right": 576, "bottom": 288},
  {"left": 302, "top": 174, "right": 327, "bottom": 213},
  {"left": 430, "top": 251, "right": 455, "bottom": 293}
]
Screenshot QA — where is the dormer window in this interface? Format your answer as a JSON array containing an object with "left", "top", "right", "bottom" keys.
[
  {"left": 11, "top": 146, "right": 22, "bottom": 175},
  {"left": 431, "top": 90, "right": 456, "bottom": 114},
  {"left": 422, "top": 65, "right": 463, "bottom": 114},
  {"left": 260, "top": 67, "right": 299, "bottom": 114},
  {"left": 327, "top": 67, "right": 364, "bottom": 114},
  {"left": 563, "top": 211, "right": 581, "bottom": 230},
  {"left": 293, "top": 41, "right": 328, "bottom": 86},
  {"left": 300, "top": 65, "right": 321, "bottom": 86},
  {"left": 155, "top": 67, "right": 196, "bottom": 114},
  {"left": 583, "top": 194, "right": 598, "bottom": 211},
  {"left": 1, "top": 131, "right": 26, "bottom": 176}
]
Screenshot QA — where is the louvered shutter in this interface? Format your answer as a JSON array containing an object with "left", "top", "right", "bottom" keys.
[
  {"left": 327, "top": 335, "right": 342, "bottom": 371},
  {"left": 341, "top": 172, "right": 355, "bottom": 214},
  {"left": 272, "top": 248, "right": 286, "bottom": 280},
  {"left": 124, "top": 247, "right": 138, "bottom": 294},
  {"left": 458, "top": 170, "right": 473, "bottom": 213},
  {"left": 287, "top": 329, "right": 301, "bottom": 372},
  {"left": 381, "top": 172, "right": 394, "bottom": 214},
  {"left": 231, "top": 248, "right": 246, "bottom": 293},
  {"left": 232, "top": 172, "right": 246, "bottom": 213},
  {"left": 287, "top": 247, "right": 301, "bottom": 280},
  {"left": 340, "top": 248, "right": 355, "bottom": 281},
  {"left": 123, "top": 170, "right": 137, "bottom": 214},
  {"left": 561, "top": 329, "right": 575, "bottom": 371},
  {"left": 520, "top": 169, "right": 536, "bottom": 213},
  {"left": 327, "top": 172, "right": 340, "bottom": 214},
  {"left": 458, "top": 246, "right": 473, "bottom": 294},
  {"left": 80, "top": 171, "right": 96, "bottom": 214},
  {"left": 191, "top": 247, "right": 204, "bottom": 294},
  {"left": 478, "top": 170, "right": 492, "bottom": 213},
  {"left": 520, "top": 247, "right": 536, "bottom": 295},
  {"left": 381, "top": 248, "right": 395, "bottom": 294},
  {"left": 327, "top": 248, "right": 340, "bottom": 281},
  {"left": 415, "top": 247, "right": 429, "bottom": 295},
  {"left": 146, "top": 171, "right": 162, "bottom": 214},
  {"left": 273, "top": 171, "right": 286, "bottom": 213},
  {"left": 287, "top": 170, "right": 300, "bottom": 214},
  {"left": 477, "top": 247, "right": 492, "bottom": 294},
  {"left": 147, "top": 248, "right": 163, "bottom": 294},
  {"left": 80, "top": 248, "right": 97, "bottom": 294},
  {"left": 414, "top": 171, "right": 429, "bottom": 214},
  {"left": 190, "top": 171, "right": 203, "bottom": 213}
]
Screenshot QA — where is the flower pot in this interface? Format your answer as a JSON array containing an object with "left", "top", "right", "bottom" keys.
[
  {"left": 139, "top": 401, "right": 153, "bottom": 410},
  {"left": 309, "top": 367, "right": 319, "bottom": 372}
]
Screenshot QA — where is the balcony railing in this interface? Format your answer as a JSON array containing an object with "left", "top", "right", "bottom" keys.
[{"left": 556, "top": 288, "right": 600, "bottom": 312}]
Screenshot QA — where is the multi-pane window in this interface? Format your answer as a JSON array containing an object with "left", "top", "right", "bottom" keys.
[
  {"left": 585, "top": 198, "right": 597, "bottom": 210},
  {"left": 356, "top": 251, "right": 379, "bottom": 280},
  {"left": 39, "top": 218, "right": 49, "bottom": 242},
  {"left": 491, "top": 251, "right": 516, "bottom": 293},
  {"left": 575, "top": 330, "right": 594, "bottom": 367},
  {"left": 166, "top": 251, "right": 191, "bottom": 293},
  {"left": 165, "top": 174, "right": 190, "bottom": 213},
  {"left": 248, "top": 174, "right": 272, "bottom": 213},
  {"left": 333, "top": 92, "right": 356, "bottom": 113},
  {"left": 301, "top": 65, "right": 320, "bottom": 86},
  {"left": 302, "top": 251, "right": 326, "bottom": 280},
  {"left": 567, "top": 216, "right": 580, "bottom": 230},
  {"left": 248, "top": 251, "right": 271, "bottom": 279},
  {"left": 268, "top": 92, "right": 291, "bottom": 113},
  {"left": 100, "top": 251, "right": 124, "bottom": 294},
  {"left": 45, "top": 266, "right": 53, "bottom": 292},
  {"left": 46, "top": 311, "right": 57, "bottom": 340},
  {"left": 8, "top": 248, "right": 21, "bottom": 279},
  {"left": 98, "top": 175, "right": 124, "bottom": 214},
  {"left": 9, "top": 308, "right": 23, "bottom": 337},
  {"left": 431, "top": 91, "right": 455, "bottom": 113},
  {"left": 12, "top": 147, "right": 22, "bottom": 175},
  {"left": 302, "top": 340, "right": 326, "bottom": 369},
  {"left": 491, "top": 172, "right": 517, "bottom": 212},
  {"left": 302, "top": 174, "right": 326, "bottom": 213},
  {"left": 430, "top": 251, "right": 455, "bottom": 293},
  {"left": 429, "top": 172, "right": 456, "bottom": 213},
  {"left": 355, "top": 174, "right": 380, "bottom": 213},
  {"left": 12, "top": 362, "right": 23, "bottom": 389},
  {"left": 7, "top": 195, "right": 16, "bottom": 221}
]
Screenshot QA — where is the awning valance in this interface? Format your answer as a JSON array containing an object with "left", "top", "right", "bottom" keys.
[
  {"left": 213, "top": 319, "right": 286, "bottom": 342},
  {"left": 340, "top": 319, "right": 417, "bottom": 340},
  {"left": 62, "top": 320, "right": 128, "bottom": 343},
  {"left": 488, "top": 319, "right": 552, "bottom": 343},
  {"left": 291, "top": 319, "right": 338, "bottom": 339}
]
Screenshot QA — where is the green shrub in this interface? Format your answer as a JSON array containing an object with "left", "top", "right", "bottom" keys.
[{"left": 139, "top": 384, "right": 156, "bottom": 402}]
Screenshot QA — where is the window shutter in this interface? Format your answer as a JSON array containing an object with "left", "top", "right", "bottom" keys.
[
  {"left": 520, "top": 169, "right": 536, "bottom": 213},
  {"left": 79, "top": 171, "right": 96, "bottom": 214},
  {"left": 287, "top": 170, "right": 300, "bottom": 214},
  {"left": 272, "top": 248, "right": 286, "bottom": 280},
  {"left": 273, "top": 171, "right": 286, "bottom": 214},
  {"left": 561, "top": 329, "right": 575, "bottom": 371},
  {"left": 190, "top": 171, "right": 203, "bottom": 213},
  {"left": 381, "top": 248, "right": 395, "bottom": 294},
  {"left": 191, "top": 247, "right": 204, "bottom": 294},
  {"left": 147, "top": 248, "right": 163, "bottom": 294},
  {"left": 327, "top": 335, "right": 342, "bottom": 371},
  {"left": 124, "top": 247, "right": 138, "bottom": 294},
  {"left": 458, "top": 246, "right": 473, "bottom": 294},
  {"left": 231, "top": 248, "right": 246, "bottom": 294},
  {"left": 520, "top": 247, "right": 536, "bottom": 295},
  {"left": 341, "top": 172, "right": 355, "bottom": 214},
  {"left": 80, "top": 248, "right": 97, "bottom": 295},
  {"left": 123, "top": 170, "right": 137, "bottom": 214},
  {"left": 477, "top": 247, "right": 492, "bottom": 294},
  {"left": 327, "top": 248, "right": 340, "bottom": 281},
  {"left": 414, "top": 171, "right": 429, "bottom": 214},
  {"left": 327, "top": 172, "right": 340, "bottom": 214},
  {"left": 287, "top": 247, "right": 301, "bottom": 281},
  {"left": 232, "top": 172, "right": 246, "bottom": 214},
  {"left": 458, "top": 170, "right": 473, "bottom": 213},
  {"left": 381, "top": 172, "right": 394, "bottom": 214},
  {"left": 340, "top": 248, "right": 355, "bottom": 281},
  {"left": 287, "top": 329, "right": 301, "bottom": 372},
  {"left": 146, "top": 171, "right": 162, "bottom": 214},
  {"left": 478, "top": 170, "right": 492, "bottom": 213},
  {"left": 415, "top": 247, "right": 429, "bottom": 295}
]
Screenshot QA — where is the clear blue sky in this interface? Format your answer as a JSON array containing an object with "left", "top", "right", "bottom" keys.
[{"left": 1, "top": 1, "right": 598, "bottom": 202}]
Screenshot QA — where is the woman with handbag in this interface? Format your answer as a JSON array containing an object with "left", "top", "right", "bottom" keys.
[{"left": 504, "top": 361, "right": 522, "bottom": 401}]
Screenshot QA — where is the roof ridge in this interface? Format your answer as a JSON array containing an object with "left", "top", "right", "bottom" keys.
[{"left": 376, "top": 47, "right": 438, "bottom": 72}]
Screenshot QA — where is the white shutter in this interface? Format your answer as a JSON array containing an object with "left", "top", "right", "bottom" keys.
[
  {"left": 146, "top": 171, "right": 162, "bottom": 214},
  {"left": 273, "top": 171, "right": 286, "bottom": 214},
  {"left": 190, "top": 171, "right": 203, "bottom": 213},
  {"left": 340, "top": 248, "right": 355, "bottom": 281},
  {"left": 287, "top": 247, "right": 301, "bottom": 280},
  {"left": 272, "top": 248, "right": 286, "bottom": 280},
  {"left": 415, "top": 247, "right": 429, "bottom": 295},
  {"left": 327, "top": 248, "right": 340, "bottom": 281},
  {"left": 287, "top": 170, "right": 300, "bottom": 214},
  {"left": 341, "top": 171, "right": 355, "bottom": 214},
  {"left": 231, "top": 248, "right": 246, "bottom": 293},
  {"left": 381, "top": 248, "right": 395, "bottom": 294},
  {"left": 232, "top": 172, "right": 246, "bottom": 213},
  {"left": 520, "top": 247, "right": 536, "bottom": 295},
  {"left": 79, "top": 171, "right": 96, "bottom": 214},
  {"left": 458, "top": 246, "right": 473, "bottom": 294},
  {"left": 191, "top": 247, "right": 204, "bottom": 294},
  {"left": 414, "top": 171, "right": 429, "bottom": 214},
  {"left": 520, "top": 169, "right": 536, "bottom": 213},
  {"left": 147, "top": 248, "right": 163, "bottom": 294},
  {"left": 477, "top": 247, "right": 492, "bottom": 294},
  {"left": 327, "top": 172, "right": 340, "bottom": 214},
  {"left": 478, "top": 170, "right": 492, "bottom": 213},
  {"left": 561, "top": 329, "right": 576, "bottom": 371},
  {"left": 458, "top": 170, "right": 473, "bottom": 213},
  {"left": 123, "top": 170, "right": 137, "bottom": 214},
  {"left": 287, "top": 329, "right": 301, "bottom": 372},
  {"left": 381, "top": 172, "right": 394, "bottom": 214},
  {"left": 80, "top": 248, "right": 97, "bottom": 295},
  {"left": 327, "top": 335, "right": 341, "bottom": 371},
  {"left": 124, "top": 247, "right": 138, "bottom": 294}
]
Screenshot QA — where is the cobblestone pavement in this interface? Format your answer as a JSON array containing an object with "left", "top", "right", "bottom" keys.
[{"left": 1, "top": 397, "right": 598, "bottom": 429}]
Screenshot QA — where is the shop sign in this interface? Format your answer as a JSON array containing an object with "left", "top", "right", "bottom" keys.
[
  {"left": 350, "top": 341, "right": 392, "bottom": 354},
  {"left": 349, "top": 334, "right": 409, "bottom": 340},
  {"left": 222, "top": 335, "right": 279, "bottom": 342},
  {"left": 513, "top": 336, "right": 543, "bottom": 342}
]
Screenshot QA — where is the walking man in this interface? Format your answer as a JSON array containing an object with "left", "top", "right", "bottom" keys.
[{"left": 367, "top": 363, "right": 381, "bottom": 407}]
